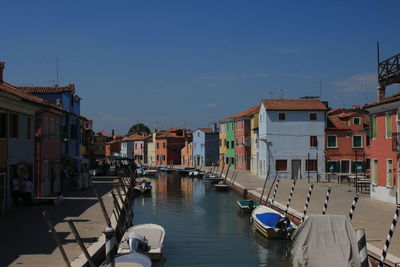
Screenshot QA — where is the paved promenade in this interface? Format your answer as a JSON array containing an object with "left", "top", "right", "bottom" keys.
[
  {"left": 223, "top": 169, "right": 400, "bottom": 264},
  {"left": 0, "top": 176, "right": 117, "bottom": 267}
]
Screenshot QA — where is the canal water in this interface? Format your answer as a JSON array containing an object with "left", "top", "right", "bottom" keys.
[{"left": 132, "top": 173, "right": 292, "bottom": 267}]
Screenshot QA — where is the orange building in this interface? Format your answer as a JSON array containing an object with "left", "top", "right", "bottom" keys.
[
  {"left": 181, "top": 131, "right": 193, "bottom": 166},
  {"left": 155, "top": 128, "right": 188, "bottom": 166},
  {"left": 325, "top": 106, "right": 369, "bottom": 174}
]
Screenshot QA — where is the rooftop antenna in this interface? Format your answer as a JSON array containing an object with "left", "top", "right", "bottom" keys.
[
  {"left": 377, "top": 42, "right": 380, "bottom": 79},
  {"left": 56, "top": 58, "right": 59, "bottom": 86}
]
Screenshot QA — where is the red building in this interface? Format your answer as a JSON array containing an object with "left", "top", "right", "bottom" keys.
[
  {"left": 232, "top": 106, "right": 259, "bottom": 170},
  {"left": 155, "top": 128, "right": 188, "bottom": 166},
  {"left": 365, "top": 92, "right": 400, "bottom": 204},
  {"left": 325, "top": 106, "right": 369, "bottom": 175}
]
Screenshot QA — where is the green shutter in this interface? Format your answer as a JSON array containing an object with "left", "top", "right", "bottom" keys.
[
  {"left": 328, "top": 136, "right": 336, "bottom": 147},
  {"left": 371, "top": 116, "right": 376, "bottom": 139},
  {"left": 386, "top": 113, "right": 392, "bottom": 137},
  {"left": 353, "top": 136, "right": 362, "bottom": 148}
]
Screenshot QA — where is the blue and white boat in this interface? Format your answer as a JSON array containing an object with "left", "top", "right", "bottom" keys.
[{"left": 251, "top": 205, "right": 296, "bottom": 238}]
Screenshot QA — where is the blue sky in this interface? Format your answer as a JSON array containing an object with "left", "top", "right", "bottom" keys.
[{"left": 1, "top": 1, "right": 400, "bottom": 134}]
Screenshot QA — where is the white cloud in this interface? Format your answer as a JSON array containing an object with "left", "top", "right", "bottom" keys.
[
  {"left": 253, "top": 72, "right": 268, "bottom": 78},
  {"left": 334, "top": 73, "right": 378, "bottom": 92},
  {"left": 101, "top": 114, "right": 126, "bottom": 122},
  {"left": 206, "top": 103, "right": 218, "bottom": 108}
]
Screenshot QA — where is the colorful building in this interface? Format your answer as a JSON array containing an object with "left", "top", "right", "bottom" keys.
[
  {"left": 325, "top": 106, "right": 369, "bottom": 175},
  {"left": 365, "top": 92, "right": 400, "bottom": 204},
  {"left": 133, "top": 136, "right": 148, "bottom": 164},
  {"left": 92, "top": 130, "right": 110, "bottom": 158},
  {"left": 218, "top": 123, "right": 227, "bottom": 167},
  {"left": 181, "top": 131, "right": 193, "bottom": 167},
  {"left": 120, "top": 133, "right": 141, "bottom": 159},
  {"left": 146, "top": 132, "right": 157, "bottom": 166},
  {"left": 192, "top": 127, "right": 219, "bottom": 167},
  {"left": 258, "top": 98, "right": 328, "bottom": 179},
  {"left": 155, "top": 128, "right": 187, "bottom": 166},
  {"left": 218, "top": 119, "right": 236, "bottom": 168},
  {"left": 250, "top": 111, "right": 259, "bottom": 175}
]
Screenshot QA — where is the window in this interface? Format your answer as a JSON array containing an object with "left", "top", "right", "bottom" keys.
[
  {"left": 326, "top": 161, "right": 339, "bottom": 173},
  {"left": 327, "top": 135, "right": 337, "bottom": 148},
  {"left": 309, "top": 113, "right": 317, "bottom": 120},
  {"left": 353, "top": 117, "right": 361, "bottom": 125},
  {"left": 224, "top": 139, "right": 227, "bottom": 147},
  {"left": 387, "top": 159, "right": 393, "bottom": 187},
  {"left": 157, "top": 143, "right": 159, "bottom": 149},
  {"left": 276, "top": 160, "right": 288, "bottom": 172},
  {"left": 372, "top": 159, "right": 378, "bottom": 184},
  {"left": 371, "top": 116, "right": 377, "bottom": 139},
  {"left": 9, "top": 114, "right": 18, "bottom": 138},
  {"left": 135, "top": 143, "right": 137, "bottom": 149},
  {"left": 386, "top": 112, "right": 392, "bottom": 138},
  {"left": 352, "top": 135, "right": 362, "bottom": 148},
  {"left": 306, "top": 159, "right": 317, "bottom": 171},
  {"left": 0, "top": 113, "right": 7, "bottom": 138},
  {"left": 27, "top": 118, "right": 31, "bottom": 139},
  {"left": 351, "top": 161, "right": 364, "bottom": 173},
  {"left": 197, "top": 132, "right": 200, "bottom": 137},
  {"left": 366, "top": 135, "right": 370, "bottom": 146},
  {"left": 231, "top": 140, "right": 235, "bottom": 148},
  {"left": 163, "top": 142, "right": 166, "bottom": 148},
  {"left": 341, "top": 160, "right": 350, "bottom": 173},
  {"left": 310, "top": 136, "right": 317, "bottom": 147},
  {"left": 278, "top": 113, "right": 285, "bottom": 120},
  {"left": 235, "top": 138, "right": 239, "bottom": 146}
]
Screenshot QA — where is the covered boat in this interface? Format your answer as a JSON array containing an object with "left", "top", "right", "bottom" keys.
[
  {"left": 118, "top": 223, "right": 166, "bottom": 261},
  {"left": 251, "top": 205, "right": 296, "bottom": 238},
  {"left": 291, "top": 215, "right": 362, "bottom": 267},
  {"left": 237, "top": 199, "right": 260, "bottom": 211}
]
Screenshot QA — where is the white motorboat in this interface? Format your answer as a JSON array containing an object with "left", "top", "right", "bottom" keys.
[
  {"left": 134, "top": 181, "right": 152, "bottom": 194},
  {"left": 101, "top": 252, "right": 151, "bottom": 267},
  {"left": 251, "top": 205, "right": 296, "bottom": 238},
  {"left": 118, "top": 223, "right": 166, "bottom": 261}
]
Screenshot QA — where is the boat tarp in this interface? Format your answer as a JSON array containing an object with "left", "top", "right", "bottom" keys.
[{"left": 291, "top": 214, "right": 361, "bottom": 267}]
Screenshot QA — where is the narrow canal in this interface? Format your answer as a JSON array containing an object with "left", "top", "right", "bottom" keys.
[{"left": 132, "top": 173, "right": 292, "bottom": 267}]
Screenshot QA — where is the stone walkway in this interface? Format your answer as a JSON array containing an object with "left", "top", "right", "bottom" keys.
[
  {"left": 224, "top": 169, "right": 400, "bottom": 264},
  {"left": 0, "top": 176, "right": 117, "bottom": 267}
]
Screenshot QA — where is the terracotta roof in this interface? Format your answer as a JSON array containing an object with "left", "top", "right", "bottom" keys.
[
  {"left": 157, "top": 128, "right": 187, "bottom": 138},
  {"left": 122, "top": 133, "right": 146, "bottom": 141},
  {"left": 327, "top": 116, "right": 349, "bottom": 130},
  {"left": 95, "top": 130, "right": 107, "bottom": 137},
  {"left": 220, "top": 105, "right": 260, "bottom": 122},
  {"left": 197, "top": 128, "right": 216, "bottom": 134},
  {"left": 17, "top": 83, "right": 75, "bottom": 94},
  {"left": 364, "top": 93, "right": 400, "bottom": 109},
  {"left": 0, "top": 82, "right": 64, "bottom": 111},
  {"left": 327, "top": 108, "right": 344, "bottom": 115},
  {"left": 261, "top": 99, "right": 328, "bottom": 111}
]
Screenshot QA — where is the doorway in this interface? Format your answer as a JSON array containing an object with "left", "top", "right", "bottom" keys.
[
  {"left": 291, "top": 160, "right": 301, "bottom": 179},
  {"left": 341, "top": 160, "right": 350, "bottom": 173}
]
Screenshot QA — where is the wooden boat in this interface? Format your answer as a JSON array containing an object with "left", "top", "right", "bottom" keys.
[
  {"left": 236, "top": 199, "right": 260, "bottom": 211},
  {"left": 251, "top": 205, "right": 296, "bottom": 238},
  {"left": 118, "top": 223, "right": 166, "bottom": 261}
]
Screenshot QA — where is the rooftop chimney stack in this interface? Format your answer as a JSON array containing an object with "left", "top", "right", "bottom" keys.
[
  {"left": 377, "top": 85, "right": 386, "bottom": 102},
  {"left": 0, "top": 62, "right": 4, "bottom": 83},
  {"left": 112, "top": 129, "right": 115, "bottom": 139}
]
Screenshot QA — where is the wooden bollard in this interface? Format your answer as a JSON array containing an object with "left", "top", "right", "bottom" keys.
[
  {"left": 67, "top": 220, "right": 96, "bottom": 267},
  {"left": 42, "top": 211, "right": 71, "bottom": 267}
]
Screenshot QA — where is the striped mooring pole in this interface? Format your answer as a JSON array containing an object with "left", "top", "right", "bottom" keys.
[
  {"left": 271, "top": 177, "right": 281, "bottom": 205},
  {"left": 348, "top": 194, "right": 359, "bottom": 221},
  {"left": 322, "top": 185, "right": 332, "bottom": 215},
  {"left": 356, "top": 228, "right": 369, "bottom": 267},
  {"left": 301, "top": 183, "right": 314, "bottom": 223},
  {"left": 379, "top": 205, "right": 400, "bottom": 267},
  {"left": 285, "top": 179, "right": 297, "bottom": 215},
  {"left": 104, "top": 226, "right": 117, "bottom": 267}
]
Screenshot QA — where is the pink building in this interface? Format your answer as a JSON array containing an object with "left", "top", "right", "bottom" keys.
[{"left": 133, "top": 135, "right": 148, "bottom": 164}]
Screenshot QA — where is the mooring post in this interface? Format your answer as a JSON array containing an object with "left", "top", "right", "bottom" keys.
[
  {"left": 271, "top": 177, "right": 281, "bottom": 205},
  {"left": 42, "top": 211, "right": 71, "bottom": 267},
  {"left": 259, "top": 174, "right": 269, "bottom": 205},
  {"left": 67, "top": 220, "right": 96, "bottom": 267},
  {"left": 104, "top": 225, "right": 117, "bottom": 267},
  {"left": 379, "top": 205, "right": 400, "bottom": 267},
  {"left": 285, "top": 179, "right": 297, "bottom": 215},
  {"left": 348, "top": 194, "right": 359, "bottom": 221},
  {"left": 223, "top": 163, "right": 231, "bottom": 183},
  {"left": 356, "top": 228, "right": 369, "bottom": 267},
  {"left": 322, "top": 185, "right": 332, "bottom": 215},
  {"left": 301, "top": 183, "right": 314, "bottom": 223}
]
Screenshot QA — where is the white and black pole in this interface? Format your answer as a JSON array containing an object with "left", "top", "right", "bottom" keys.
[
  {"left": 285, "top": 179, "right": 297, "bottom": 215},
  {"left": 348, "top": 194, "right": 359, "bottom": 222},
  {"left": 301, "top": 183, "right": 314, "bottom": 223},
  {"left": 322, "top": 185, "right": 332, "bottom": 215},
  {"left": 379, "top": 205, "right": 400, "bottom": 267},
  {"left": 271, "top": 177, "right": 281, "bottom": 205},
  {"left": 356, "top": 228, "right": 369, "bottom": 267}
]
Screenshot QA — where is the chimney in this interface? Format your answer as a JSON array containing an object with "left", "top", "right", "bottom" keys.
[
  {"left": 112, "top": 129, "right": 115, "bottom": 139},
  {"left": 377, "top": 85, "right": 386, "bottom": 102},
  {"left": 212, "top": 123, "right": 218, "bottom": 133},
  {"left": 0, "top": 62, "right": 4, "bottom": 83}
]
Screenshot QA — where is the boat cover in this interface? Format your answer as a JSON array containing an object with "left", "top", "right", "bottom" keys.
[{"left": 291, "top": 214, "right": 361, "bottom": 267}]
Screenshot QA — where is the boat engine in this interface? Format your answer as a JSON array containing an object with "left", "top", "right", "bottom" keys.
[
  {"left": 128, "top": 232, "right": 150, "bottom": 253},
  {"left": 277, "top": 216, "right": 291, "bottom": 236}
]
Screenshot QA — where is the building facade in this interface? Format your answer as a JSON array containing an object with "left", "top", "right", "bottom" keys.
[
  {"left": 155, "top": 128, "right": 187, "bottom": 166},
  {"left": 258, "top": 99, "right": 328, "bottom": 180},
  {"left": 250, "top": 112, "right": 259, "bottom": 175},
  {"left": 192, "top": 128, "right": 219, "bottom": 167},
  {"left": 219, "top": 123, "right": 227, "bottom": 167},
  {"left": 146, "top": 132, "right": 157, "bottom": 166}
]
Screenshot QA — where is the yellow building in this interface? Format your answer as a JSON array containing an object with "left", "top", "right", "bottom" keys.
[
  {"left": 250, "top": 112, "right": 259, "bottom": 175},
  {"left": 219, "top": 123, "right": 226, "bottom": 167}
]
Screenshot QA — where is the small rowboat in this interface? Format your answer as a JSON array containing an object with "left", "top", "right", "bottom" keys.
[
  {"left": 251, "top": 205, "right": 296, "bottom": 238},
  {"left": 236, "top": 199, "right": 260, "bottom": 211},
  {"left": 118, "top": 223, "right": 166, "bottom": 261}
]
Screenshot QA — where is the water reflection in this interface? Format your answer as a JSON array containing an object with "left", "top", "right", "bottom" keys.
[{"left": 132, "top": 173, "right": 292, "bottom": 266}]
